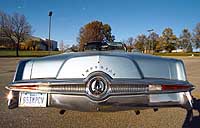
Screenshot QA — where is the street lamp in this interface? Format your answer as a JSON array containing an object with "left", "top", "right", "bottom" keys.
[
  {"left": 48, "top": 11, "right": 53, "bottom": 51},
  {"left": 147, "top": 29, "right": 154, "bottom": 54}
]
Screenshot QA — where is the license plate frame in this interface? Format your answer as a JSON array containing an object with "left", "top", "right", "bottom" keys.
[{"left": 19, "top": 92, "right": 47, "bottom": 107}]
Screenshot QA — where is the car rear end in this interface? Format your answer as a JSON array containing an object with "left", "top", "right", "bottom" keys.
[{"left": 5, "top": 52, "right": 194, "bottom": 112}]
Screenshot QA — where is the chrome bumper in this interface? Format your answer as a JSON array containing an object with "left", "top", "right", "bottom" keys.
[
  {"left": 48, "top": 92, "right": 193, "bottom": 112},
  {"left": 7, "top": 91, "right": 193, "bottom": 111}
]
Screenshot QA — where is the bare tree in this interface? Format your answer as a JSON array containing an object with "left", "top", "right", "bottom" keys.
[
  {"left": 0, "top": 11, "right": 31, "bottom": 56},
  {"left": 126, "top": 37, "right": 134, "bottom": 46},
  {"left": 179, "top": 29, "right": 192, "bottom": 52},
  {"left": 64, "top": 44, "right": 70, "bottom": 51},
  {"left": 193, "top": 23, "right": 200, "bottom": 49},
  {"left": 125, "top": 37, "right": 134, "bottom": 52},
  {"left": 59, "top": 40, "right": 70, "bottom": 52},
  {"left": 59, "top": 40, "right": 65, "bottom": 52}
]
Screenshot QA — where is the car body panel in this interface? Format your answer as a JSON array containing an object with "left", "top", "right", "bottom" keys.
[
  {"left": 19, "top": 52, "right": 186, "bottom": 81},
  {"left": 57, "top": 55, "right": 141, "bottom": 79}
]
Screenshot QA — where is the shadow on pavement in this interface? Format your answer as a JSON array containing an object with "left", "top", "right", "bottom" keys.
[
  {"left": 183, "top": 97, "right": 200, "bottom": 128},
  {"left": 190, "top": 98, "right": 200, "bottom": 128},
  {"left": 191, "top": 116, "right": 200, "bottom": 128}
]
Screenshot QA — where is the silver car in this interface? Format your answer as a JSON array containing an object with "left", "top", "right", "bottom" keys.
[{"left": 6, "top": 42, "right": 194, "bottom": 115}]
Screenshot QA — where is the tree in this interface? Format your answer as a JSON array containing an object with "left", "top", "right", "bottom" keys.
[
  {"left": 179, "top": 29, "right": 192, "bottom": 52},
  {"left": 147, "top": 32, "right": 159, "bottom": 53},
  {"left": 102, "top": 24, "right": 115, "bottom": 42},
  {"left": 0, "top": 11, "right": 31, "bottom": 56},
  {"left": 78, "top": 21, "right": 114, "bottom": 51},
  {"left": 160, "top": 28, "right": 177, "bottom": 52},
  {"left": 134, "top": 34, "right": 147, "bottom": 53},
  {"left": 193, "top": 23, "right": 200, "bottom": 49},
  {"left": 155, "top": 39, "right": 164, "bottom": 52},
  {"left": 59, "top": 40, "right": 65, "bottom": 52},
  {"left": 127, "top": 37, "right": 134, "bottom": 46},
  {"left": 126, "top": 37, "right": 134, "bottom": 52},
  {"left": 59, "top": 40, "right": 71, "bottom": 52}
]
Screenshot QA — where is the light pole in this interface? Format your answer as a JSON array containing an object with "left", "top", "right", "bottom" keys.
[
  {"left": 48, "top": 11, "right": 53, "bottom": 52},
  {"left": 147, "top": 29, "right": 154, "bottom": 54}
]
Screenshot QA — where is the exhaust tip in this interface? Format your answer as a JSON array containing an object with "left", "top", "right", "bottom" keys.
[
  {"left": 153, "top": 108, "right": 158, "bottom": 112},
  {"left": 135, "top": 110, "right": 140, "bottom": 115},
  {"left": 59, "top": 110, "right": 66, "bottom": 115}
]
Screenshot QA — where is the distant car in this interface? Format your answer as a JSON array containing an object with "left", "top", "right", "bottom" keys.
[
  {"left": 6, "top": 42, "right": 194, "bottom": 114},
  {"left": 160, "top": 50, "right": 168, "bottom": 53}
]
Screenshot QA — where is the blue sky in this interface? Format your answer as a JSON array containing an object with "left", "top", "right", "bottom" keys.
[{"left": 0, "top": 0, "right": 200, "bottom": 45}]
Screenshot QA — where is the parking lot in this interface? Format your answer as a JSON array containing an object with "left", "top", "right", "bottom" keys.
[{"left": 0, "top": 57, "right": 200, "bottom": 128}]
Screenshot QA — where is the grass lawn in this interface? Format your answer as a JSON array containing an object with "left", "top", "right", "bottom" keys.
[
  {"left": 0, "top": 50, "right": 62, "bottom": 57},
  {"left": 154, "top": 52, "right": 200, "bottom": 56},
  {"left": 1, "top": 50, "right": 200, "bottom": 57}
]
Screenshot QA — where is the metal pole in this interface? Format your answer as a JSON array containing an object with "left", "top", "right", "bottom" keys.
[
  {"left": 152, "top": 37, "right": 154, "bottom": 54},
  {"left": 49, "top": 16, "right": 51, "bottom": 51},
  {"left": 48, "top": 11, "right": 52, "bottom": 52}
]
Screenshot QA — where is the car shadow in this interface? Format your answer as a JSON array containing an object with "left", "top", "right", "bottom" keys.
[
  {"left": 183, "top": 98, "right": 200, "bottom": 128},
  {"left": 190, "top": 116, "right": 200, "bottom": 128}
]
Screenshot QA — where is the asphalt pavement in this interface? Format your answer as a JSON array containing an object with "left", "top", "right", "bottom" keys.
[{"left": 0, "top": 57, "right": 200, "bottom": 128}]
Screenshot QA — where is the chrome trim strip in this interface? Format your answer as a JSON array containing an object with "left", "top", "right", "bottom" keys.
[
  {"left": 110, "top": 84, "right": 148, "bottom": 94},
  {"left": 6, "top": 82, "right": 194, "bottom": 97},
  {"left": 10, "top": 78, "right": 193, "bottom": 86},
  {"left": 6, "top": 78, "right": 194, "bottom": 100}
]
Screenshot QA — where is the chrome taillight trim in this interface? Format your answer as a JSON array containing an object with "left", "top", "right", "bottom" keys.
[
  {"left": 6, "top": 78, "right": 194, "bottom": 95},
  {"left": 110, "top": 84, "right": 148, "bottom": 94}
]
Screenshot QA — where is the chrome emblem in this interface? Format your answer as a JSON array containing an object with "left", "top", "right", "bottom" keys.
[
  {"left": 86, "top": 75, "right": 109, "bottom": 100},
  {"left": 90, "top": 78, "right": 105, "bottom": 95}
]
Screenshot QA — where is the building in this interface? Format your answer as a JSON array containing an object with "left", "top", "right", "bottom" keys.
[
  {"left": 44, "top": 39, "right": 58, "bottom": 51},
  {"left": 26, "top": 36, "right": 58, "bottom": 51},
  {"left": 39, "top": 39, "right": 48, "bottom": 51},
  {"left": 0, "top": 35, "right": 58, "bottom": 51}
]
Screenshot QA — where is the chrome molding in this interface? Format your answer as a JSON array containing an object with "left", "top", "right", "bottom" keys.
[
  {"left": 7, "top": 77, "right": 193, "bottom": 99},
  {"left": 110, "top": 84, "right": 148, "bottom": 94}
]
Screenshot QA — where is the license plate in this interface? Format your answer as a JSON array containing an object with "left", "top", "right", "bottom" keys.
[{"left": 19, "top": 92, "right": 47, "bottom": 107}]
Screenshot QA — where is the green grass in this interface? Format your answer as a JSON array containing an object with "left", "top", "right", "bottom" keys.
[
  {"left": 1, "top": 50, "right": 200, "bottom": 57},
  {"left": 154, "top": 52, "right": 200, "bottom": 56},
  {"left": 0, "top": 50, "right": 62, "bottom": 57}
]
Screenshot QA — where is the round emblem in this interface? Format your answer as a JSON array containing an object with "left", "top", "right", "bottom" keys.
[
  {"left": 86, "top": 75, "right": 109, "bottom": 100},
  {"left": 89, "top": 78, "right": 106, "bottom": 95}
]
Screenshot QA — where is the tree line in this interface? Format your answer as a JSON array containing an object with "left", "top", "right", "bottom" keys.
[
  {"left": 77, "top": 21, "right": 200, "bottom": 53},
  {"left": 126, "top": 27, "right": 199, "bottom": 53}
]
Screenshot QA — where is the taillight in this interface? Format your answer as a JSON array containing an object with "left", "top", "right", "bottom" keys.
[
  {"left": 7, "top": 91, "right": 13, "bottom": 100},
  {"left": 162, "top": 85, "right": 191, "bottom": 91},
  {"left": 149, "top": 84, "right": 191, "bottom": 92},
  {"left": 149, "top": 85, "right": 162, "bottom": 91}
]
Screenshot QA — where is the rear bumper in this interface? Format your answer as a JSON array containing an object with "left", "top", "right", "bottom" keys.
[
  {"left": 8, "top": 91, "right": 193, "bottom": 112},
  {"left": 6, "top": 78, "right": 194, "bottom": 111}
]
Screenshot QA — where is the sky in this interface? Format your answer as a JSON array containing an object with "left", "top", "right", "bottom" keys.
[{"left": 0, "top": 0, "right": 200, "bottom": 45}]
